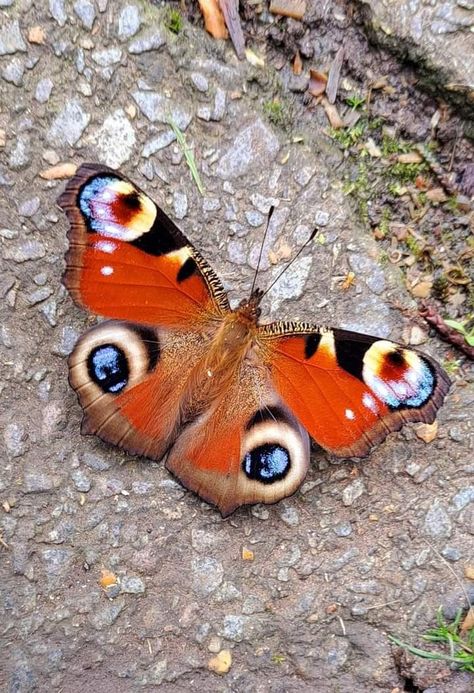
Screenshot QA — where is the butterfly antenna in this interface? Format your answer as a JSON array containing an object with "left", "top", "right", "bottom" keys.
[
  {"left": 260, "top": 227, "right": 318, "bottom": 300},
  {"left": 249, "top": 205, "right": 275, "bottom": 297}
]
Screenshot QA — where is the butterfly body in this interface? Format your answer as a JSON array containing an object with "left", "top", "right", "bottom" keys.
[{"left": 59, "top": 165, "right": 450, "bottom": 515}]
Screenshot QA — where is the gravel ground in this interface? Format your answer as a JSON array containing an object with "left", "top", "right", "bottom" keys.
[{"left": 0, "top": 2, "right": 473, "bottom": 691}]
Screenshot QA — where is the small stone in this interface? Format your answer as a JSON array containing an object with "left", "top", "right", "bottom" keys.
[
  {"left": 82, "top": 452, "right": 110, "bottom": 471},
  {"left": 294, "top": 166, "right": 314, "bottom": 186},
  {"left": 227, "top": 239, "right": 247, "bottom": 265},
  {"left": 441, "top": 546, "right": 462, "bottom": 561},
  {"left": 208, "top": 650, "right": 232, "bottom": 675},
  {"left": 142, "top": 130, "right": 176, "bottom": 157},
  {"left": 197, "top": 106, "right": 212, "bottom": 121},
  {"left": 128, "top": 30, "right": 166, "bottom": 54},
  {"left": 18, "top": 197, "right": 40, "bottom": 217},
  {"left": 245, "top": 210, "right": 264, "bottom": 227},
  {"left": 348, "top": 580, "right": 382, "bottom": 595},
  {"left": 92, "top": 109, "right": 135, "bottom": 169},
  {"left": 24, "top": 471, "right": 55, "bottom": 493},
  {"left": 190, "top": 72, "right": 208, "bottom": 92},
  {"left": 121, "top": 576, "right": 145, "bottom": 594},
  {"left": 9, "top": 135, "right": 31, "bottom": 170},
  {"left": 0, "top": 20, "right": 27, "bottom": 55},
  {"left": 49, "top": 0, "right": 67, "bottom": 26},
  {"left": 342, "top": 479, "right": 366, "bottom": 506},
  {"left": 192, "top": 557, "right": 224, "bottom": 596},
  {"left": 43, "top": 149, "right": 60, "bottom": 165},
  {"left": 173, "top": 191, "right": 188, "bottom": 219},
  {"left": 71, "top": 469, "right": 91, "bottom": 492},
  {"left": 91, "top": 47, "right": 122, "bottom": 67},
  {"left": 202, "top": 197, "right": 221, "bottom": 212},
  {"left": 4, "top": 240, "right": 46, "bottom": 263},
  {"left": 132, "top": 91, "right": 192, "bottom": 130},
  {"left": 333, "top": 521, "right": 352, "bottom": 537},
  {"left": 424, "top": 502, "right": 452, "bottom": 539},
  {"left": 451, "top": 486, "right": 474, "bottom": 511},
  {"left": 48, "top": 100, "right": 90, "bottom": 146},
  {"left": 118, "top": 5, "right": 141, "bottom": 39},
  {"left": 74, "top": 0, "right": 96, "bottom": 30},
  {"left": 35, "top": 77, "right": 54, "bottom": 103},
  {"left": 27, "top": 287, "right": 53, "bottom": 305},
  {"left": 212, "top": 88, "right": 226, "bottom": 121},
  {"left": 28, "top": 26, "right": 46, "bottom": 44},
  {"left": 314, "top": 210, "right": 330, "bottom": 226},
  {"left": 219, "top": 615, "right": 245, "bottom": 642},
  {"left": 2, "top": 58, "right": 25, "bottom": 86},
  {"left": 279, "top": 506, "right": 299, "bottom": 527},
  {"left": 208, "top": 636, "right": 222, "bottom": 653},
  {"left": 4, "top": 423, "right": 28, "bottom": 457},
  {"left": 266, "top": 256, "right": 312, "bottom": 311},
  {"left": 349, "top": 253, "right": 386, "bottom": 295},
  {"left": 90, "top": 603, "right": 124, "bottom": 629},
  {"left": 216, "top": 119, "right": 280, "bottom": 179}
]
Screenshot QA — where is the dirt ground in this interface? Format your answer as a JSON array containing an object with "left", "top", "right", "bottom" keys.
[{"left": 1, "top": 1, "right": 473, "bottom": 691}]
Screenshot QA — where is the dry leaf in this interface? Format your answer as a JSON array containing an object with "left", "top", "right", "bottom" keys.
[
  {"left": 242, "top": 547, "right": 254, "bottom": 561},
  {"left": 464, "top": 565, "right": 474, "bottom": 581},
  {"left": 321, "top": 97, "right": 344, "bottom": 129},
  {"left": 28, "top": 26, "right": 46, "bottom": 44},
  {"left": 269, "top": 0, "right": 306, "bottom": 20},
  {"left": 39, "top": 163, "right": 78, "bottom": 180},
  {"left": 365, "top": 137, "right": 382, "bottom": 158},
  {"left": 414, "top": 421, "right": 438, "bottom": 443},
  {"left": 326, "top": 46, "right": 344, "bottom": 104},
  {"left": 245, "top": 48, "right": 264, "bottom": 68},
  {"left": 409, "top": 280, "right": 432, "bottom": 298},
  {"left": 426, "top": 187, "right": 448, "bottom": 203},
  {"left": 341, "top": 271, "right": 356, "bottom": 290},
  {"left": 293, "top": 50, "right": 303, "bottom": 76},
  {"left": 397, "top": 152, "right": 423, "bottom": 164},
  {"left": 460, "top": 606, "right": 474, "bottom": 634},
  {"left": 2, "top": 500, "right": 10, "bottom": 512},
  {"left": 219, "top": 0, "right": 245, "bottom": 59},
  {"left": 198, "top": 0, "right": 228, "bottom": 39},
  {"left": 0, "top": 129, "right": 5, "bottom": 148},
  {"left": 208, "top": 649, "right": 232, "bottom": 674},
  {"left": 99, "top": 569, "right": 117, "bottom": 588},
  {"left": 308, "top": 69, "right": 327, "bottom": 97}
]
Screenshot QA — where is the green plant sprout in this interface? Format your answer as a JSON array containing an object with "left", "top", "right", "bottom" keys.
[
  {"left": 168, "top": 119, "right": 205, "bottom": 195},
  {"left": 443, "top": 318, "right": 474, "bottom": 347}
]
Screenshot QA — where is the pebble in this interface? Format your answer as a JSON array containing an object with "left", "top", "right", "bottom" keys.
[
  {"left": 191, "top": 557, "right": 224, "bottom": 597},
  {"left": 423, "top": 502, "right": 452, "bottom": 538},
  {"left": 0, "top": 20, "right": 27, "bottom": 55},
  {"left": 49, "top": 0, "right": 67, "bottom": 26},
  {"left": 91, "top": 47, "right": 122, "bottom": 67},
  {"left": 132, "top": 91, "right": 192, "bottom": 130},
  {"left": 348, "top": 580, "right": 382, "bottom": 595},
  {"left": 333, "top": 521, "right": 352, "bottom": 537},
  {"left": 219, "top": 614, "right": 245, "bottom": 642},
  {"left": 266, "top": 256, "right": 312, "bottom": 311},
  {"left": 441, "top": 546, "right": 462, "bottom": 561},
  {"left": 92, "top": 109, "right": 135, "bottom": 168},
  {"left": 128, "top": 31, "right": 166, "bottom": 54},
  {"left": 190, "top": 72, "right": 208, "bottom": 92},
  {"left": 35, "top": 77, "right": 54, "bottom": 103},
  {"left": 245, "top": 210, "right": 265, "bottom": 227},
  {"left": 18, "top": 197, "right": 40, "bottom": 217},
  {"left": 73, "top": 0, "right": 96, "bottom": 30},
  {"left": 3, "top": 240, "right": 46, "bottom": 263},
  {"left": 142, "top": 130, "right": 176, "bottom": 157},
  {"left": 197, "top": 106, "right": 212, "bottom": 121},
  {"left": 279, "top": 505, "right": 300, "bottom": 527},
  {"left": 451, "top": 486, "right": 474, "bottom": 511},
  {"left": 27, "top": 287, "right": 53, "bottom": 305},
  {"left": 118, "top": 5, "right": 141, "bottom": 39},
  {"left": 4, "top": 423, "right": 28, "bottom": 457},
  {"left": 48, "top": 100, "right": 91, "bottom": 146},
  {"left": 71, "top": 469, "right": 91, "bottom": 492},
  {"left": 90, "top": 603, "right": 124, "bottom": 630},
  {"left": 9, "top": 134, "right": 31, "bottom": 169},
  {"left": 24, "top": 471, "right": 56, "bottom": 493},
  {"left": 202, "top": 197, "right": 221, "bottom": 212},
  {"left": 173, "top": 191, "right": 188, "bottom": 220},
  {"left": 349, "top": 253, "right": 386, "bottom": 295},
  {"left": 2, "top": 58, "right": 25, "bottom": 86},
  {"left": 216, "top": 119, "right": 280, "bottom": 179},
  {"left": 121, "top": 576, "right": 145, "bottom": 594},
  {"left": 212, "top": 87, "right": 226, "bottom": 121},
  {"left": 294, "top": 166, "right": 314, "bottom": 187}
]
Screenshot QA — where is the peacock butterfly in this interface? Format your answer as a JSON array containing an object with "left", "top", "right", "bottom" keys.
[{"left": 59, "top": 164, "right": 450, "bottom": 516}]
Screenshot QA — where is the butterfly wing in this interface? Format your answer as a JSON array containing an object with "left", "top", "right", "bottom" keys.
[
  {"left": 165, "top": 360, "right": 310, "bottom": 516},
  {"left": 260, "top": 323, "right": 450, "bottom": 457},
  {"left": 58, "top": 163, "right": 229, "bottom": 327}
]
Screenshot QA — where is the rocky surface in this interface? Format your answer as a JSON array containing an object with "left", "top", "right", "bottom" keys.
[
  {"left": 358, "top": 0, "right": 474, "bottom": 117},
  {"left": 0, "top": 1, "right": 473, "bottom": 691}
]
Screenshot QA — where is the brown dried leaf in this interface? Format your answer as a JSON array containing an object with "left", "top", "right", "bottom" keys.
[
  {"left": 409, "top": 280, "right": 433, "bottom": 298},
  {"left": 39, "top": 163, "right": 78, "bottom": 180},
  {"left": 414, "top": 421, "right": 438, "bottom": 443},
  {"left": 321, "top": 97, "right": 344, "bottom": 129},
  {"left": 308, "top": 68, "right": 327, "bottom": 97},
  {"left": 464, "top": 566, "right": 474, "bottom": 581},
  {"left": 460, "top": 606, "right": 474, "bottom": 634},
  {"left": 293, "top": 50, "right": 303, "bottom": 76},
  {"left": 426, "top": 187, "right": 448, "bottom": 203},
  {"left": 242, "top": 547, "right": 254, "bottom": 561},
  {"left": 198, "top": 0, "right": 228, "bottom": 40},
  {"left": 269, "top": 0, "right": 306, "bottom": 20},
  {"left": 397, "top": 152, "right": 423, "bottom": 164},
  {"left": 208, "top": 649, "right": 232, "bottom": 674},
  {"left": 28, "top": 26, "right": 46, "bottom": 44}
]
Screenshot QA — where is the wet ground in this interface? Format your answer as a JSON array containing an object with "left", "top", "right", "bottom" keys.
[{"left": 1, "top": 1, "right": 473, "bottom": 691}]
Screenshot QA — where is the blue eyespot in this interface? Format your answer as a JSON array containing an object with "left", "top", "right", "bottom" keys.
[
  {"left": 243, "top": 444, "right": 290, "bottom": 484},
  {"left": 87, "top": 344, "right": 128, "bottom": 394}
]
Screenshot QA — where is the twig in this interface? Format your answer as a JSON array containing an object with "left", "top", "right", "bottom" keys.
[{"left": 419, "top": 302, "right": 474, "bottom": 360}]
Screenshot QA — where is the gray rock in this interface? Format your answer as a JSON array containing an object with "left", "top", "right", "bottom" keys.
[
  {"left": 348, "top": 580, "right": 382, "bottom": 595},
  {"left": 49, "top": 0, "right": 67, "bottom": 26},
  {"left": 4, "top": 422, "right": 28, "bottom": 457},
  {"left": 9, "top": 135, "right": 31, "bottom": 170},
  {"left": 42, "top": 548, "right": 74, "bottom": 576},
  {"left": 92, "top": 109, "right": 135, "bottom": 169},
  {"left": 441, "top": 546, "right": 462, "bottom": 561},
  {"left": 227, "top": 239, "right": 247, "bottom": 265},
  {"left": 26, "top": 287, "right": 53, "bottom": 305},
  {"left": 35, "top": 77, "right": 54, "bottom": 103},
  {"left": 294, "top": 166, "right": 314, "bottom": 187},
  {"left": 132, "top": 91, "right": 192, "bottom": 130},
  {"left": 90, "top": 602, "right": 124, "bottom": 629},
  {"left": 48, "top": 100, "right": 90, "bottom": 146},
  {"left": 202, "top": 197, "right": 221, "bottom": 212},
  {"left": 334, "top": 521, "right": 352, "bottom": 537},
  {"left": 192, "top": 557, "right": 224, "bottom": 596},
  {"left": 24, "top": 471, "right": 56, "bottom": 493},
  {"left": 219, "top": 614, "right": 245, "bottom": 642},
  {"left": 267, "top": 256, "right": 312, "bottom": 311},
  {"left": 71, "top": 469, "right": 91, "bottom": 492},
  {"left": 52, "top": 326, "right": 79, "bottom": 357},
  {"left": 128, "top": 30, "right": 166, "bottom": 54},
  {"left": 142, "top": 130, "right": 176, "bottom": 157},
  {"left": 314, "top": 210, "right": 330, "bottom": 226},
  {"left": 82, "top": 452, "right": 111, "bottom": 471},
  {"left": 326, "top": 639, "right": 350, "bottom": 669},
  {"left": 349, "top": 253, "right": 386, "bottom": 295},
  {"left": 451, "top": 486, "right": 474, "bottom": 510},
  {"left": 190, "top": 72, "right": 208, "bottom": 92},
  {"left": 279, "top": 506, "right": 300, "bottom": 527},
  {"left": 424, "top": 502, "right": 452, "bottom": 538},
  {"left": 3, "top": 240, "right": 46, "bottom": 263},
  {"left": 216, "top": 119, "right": 280, "bottom": 179},
  {"left": 2, "top": 58, "right": 25, "bottom": 86},
  {"left": 326, "top": 547, "right": 360, "bottom": 573},
  {"left": 245, "top": 210, "right": 264, "bottom": 227},
  {"left": 197, "top": 106, "right": 212, "bottom": 121},
  {"left": 121, "top": 576, "right": 145, "bottom": 594},
  {"left": 0, "top": 20, "right": 27, "bottom": 55},
  {"left": 211, "top": 87, "right": 226, "bottom": 121},
  {"left": 91, "top": 47, "right": 122, "bottom": 67},
  {"left": 173, "top": 191, "right": 188, "bottom": 219},
  {"left": 342, "top": 479, "right": 366, "bottom": 506},
  {"left": 18, "top": 197, "right": 40, "bottom": 217},
  {"left": 118, "top": 5, "right": 141, "bottom": 39},
  {"left": 73, "top": 0, "right": 96, "bottom": 30}
]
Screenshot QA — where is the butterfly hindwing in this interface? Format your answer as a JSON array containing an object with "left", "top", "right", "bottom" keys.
[
  {"left": 261, "top": 323, "right": 450, "bottom": 457},
  {"left": 58, "top": 164, "right": 229, "bottom": 327}
]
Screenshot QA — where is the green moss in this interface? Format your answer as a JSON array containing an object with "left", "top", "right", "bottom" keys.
[
  {"left": 379, "top": 206, "right": 391, "bottom": 238},
  {"left": 381, "top": 135, "right": 411, "bottom": 156},
  {"left": 330, "top": 119, "right": 367, "bottom": 149},
  {"left": 164, "top": 7, "right": 183, "bottom": 34},
  {"left": 345, "top": 93, "right": 366, "bottom": 110},
  {"left": 405, "top": 235, "right": 422, "bottom": 257},
  {"left": 387, "top": 161, "right": 425, "bottom": 183},
  {"left": 263, "top": 99, "right": 292, "bottom": 129}
]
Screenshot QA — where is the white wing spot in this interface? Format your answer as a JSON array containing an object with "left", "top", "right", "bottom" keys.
[
  {"left": 362, "top": 393, "right": 378, "bottom": 413},
  {"left": 345, "top": 409, "right": 355, "bottom": 420},
  {"left": 100, "top": 266, "right": 114, "bottom": 276}
]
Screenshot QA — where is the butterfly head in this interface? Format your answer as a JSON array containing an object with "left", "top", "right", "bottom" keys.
[{"left": 238, "top": 288, "right": 264, "bottom": 323}]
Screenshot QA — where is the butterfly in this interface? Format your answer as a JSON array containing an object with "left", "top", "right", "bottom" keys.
[{"left": 59, "top": 164, "right": 450, "bottom": 516}]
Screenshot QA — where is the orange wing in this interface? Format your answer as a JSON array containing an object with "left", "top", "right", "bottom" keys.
[
  {"left": 260, "top": 324, "right": 450, "bottom": 457},
  {"left": 58, "top": 164, "right": 229, "bottom": 327}
]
